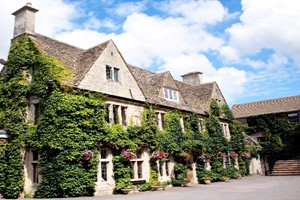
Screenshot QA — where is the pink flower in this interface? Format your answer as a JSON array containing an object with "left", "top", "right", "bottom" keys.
[
  {"left": 152, "top": 150, "right": 167, "bottom": 159},
  {"left": 80, "top": 150, "right": 93, "bottom": 163},
  {"left": 244, "top": 152, "right": 251, "bottom": 158},
  {"left": 230, "top": 151, "right": 238, "bottom": 157},
  {"left": 122, "top": 149, "right": 135, "bottom": 159}
]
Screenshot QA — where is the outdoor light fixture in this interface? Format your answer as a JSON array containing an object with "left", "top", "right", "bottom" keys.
[{"left": 0, "top": 128, "right": 9, "bottom": 140}]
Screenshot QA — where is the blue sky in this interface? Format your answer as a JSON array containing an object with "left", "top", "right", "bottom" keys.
[{"left": 1, "top": 0, "right": 300, "bottom": 106}]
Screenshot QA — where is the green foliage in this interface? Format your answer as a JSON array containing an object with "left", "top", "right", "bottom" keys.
[
  {"left": 183, "top": 113, "right": 203, "bottom": 153},
  {"left": 246, "top": 113, "right": 297, "bottom": 156},
  {"left": 172, "top": 163, "right": 188, "bottom": 186},
  {"left": 0, "top": 35, "right": 103, "bottom": 198},
  {"left": 204, "top": 115, "right": 229, "bottom": 154},
  {"left": 113, "top": 155, "right": 132, "bottom": 191},
  {"left": 33, "top": 91, "right": 105, "bottom": 198},
  {"left": 209, "top": 99, "right": 220, "bottom": 116}
]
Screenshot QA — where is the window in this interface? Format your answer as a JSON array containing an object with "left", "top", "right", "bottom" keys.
[
  {"left": 163, "top": 88, "right": 179, "bottom": 102},
  {"left": 157, "top": 159, "right": 170, "bottom": 177},
  {"left": 130, "top": 150, "right": 144, "bottom": 180},
  {"left": 106, "top": 104, "right": 128, "bottom": 126},
  {"left": 100, "top": 149, "right": 109, "bottom": 182},
  {"left": 114, "top": 68, "right": 119, "bottom": 82},
  {"left": 106, "top": 65, "right": 119, "bottom": 82},
  {"left": 31, "top": 150, "right": 39, "bottom": 184},
  {"left": 220, "top": 122, "right": 230, "bottom": 140},
  {"left": 137, "top": 161, "right": 143, "bottom": 179},
  {"left": 105, "top": 104, "right": 110, "bottom": 123},
  {"left": 288, "top": 112, "right": 299, "bottom": 122},
  {"left": 113, "top": 105, "right": 119, "bottom": 124},
  {"left": 165, "top": 160, "right": 170, "bottom": 176},
  {"left": 161, "top": 113, "right": 165, "bottom": 130},
  {"left": 121, "top": 106, "right": 127, "bottom": 126},
  {"left": 106, "top": 65, "right": 112, "bottom": 80},
  {"left": 198, "top": 118, "right": 204, "bottom": 133},
  {"left": 158, "top": 162, "right": 163, "bottom": 177}
]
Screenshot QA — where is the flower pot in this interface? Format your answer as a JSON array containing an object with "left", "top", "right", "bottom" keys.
[
  {"left": 203, "top": 179, "right": 211, "bottom": 184},
  {"left": 151, "top": 186, "right": 164, "bottom": 191},
  {"left": 121, "top": 188, "right": 135, "bottom": 194}
]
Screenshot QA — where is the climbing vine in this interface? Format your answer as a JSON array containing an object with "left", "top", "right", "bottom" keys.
[{"left": 0, "top": 34, "right": 252, "bottom": 198}]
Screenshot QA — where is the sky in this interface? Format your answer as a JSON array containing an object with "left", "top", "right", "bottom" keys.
[{"left": 0, "top": 0, "right": 300, "bottom": 106}]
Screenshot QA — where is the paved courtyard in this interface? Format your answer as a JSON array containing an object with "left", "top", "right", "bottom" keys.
[{"left": 44, "top": 176, "right": 300, "bottom": 200}]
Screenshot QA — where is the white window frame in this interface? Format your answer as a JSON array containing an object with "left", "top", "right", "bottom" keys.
[
  {"left": 163, "top": 88, "right": 179, "bottom": 103},
  {"left": 130, "top": 150, "right": 145, "bottom": 181},
  {"left": 99, "top": 149, "right": 109, "bottom": 182}
]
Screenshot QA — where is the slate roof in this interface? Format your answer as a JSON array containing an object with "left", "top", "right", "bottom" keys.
[
  {"left": 232, "top": 95, "right": 300, "bottom": 118},
  {"left": 34, "top": 34, "right": 110, "bottom": 86},
  {"left": 31, "top": 34, "right": 223, "bottom": 115},
  {"left": 128, "top": 64, "right": 218, "bottom": 114}
]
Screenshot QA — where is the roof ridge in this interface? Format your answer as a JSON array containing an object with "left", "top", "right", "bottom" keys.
[
  {"left": 35, "top": 33, "right": 85, "bottom": 51},
  {"left": 232, "top": 94, "right": 300, "bottom": 107}
]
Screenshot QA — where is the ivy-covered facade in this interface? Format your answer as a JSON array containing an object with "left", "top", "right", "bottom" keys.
[
  {"left": 232, "top": 95, "right": 300, "bottom": 175},
  {"left": 0, "top": 4, "right": 256, "bottom": 199}
]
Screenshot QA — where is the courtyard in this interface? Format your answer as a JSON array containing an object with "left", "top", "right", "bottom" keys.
[{"left": 49, "top": 175, "right": 300, "bottom": 200}]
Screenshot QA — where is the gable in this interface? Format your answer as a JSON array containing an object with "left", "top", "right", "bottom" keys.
[
  {"left": 211, "top": 83, "right": 227, "bottom": 106},
  {"left": 77, "top": 41, "right": 145, "bottom": 102}
]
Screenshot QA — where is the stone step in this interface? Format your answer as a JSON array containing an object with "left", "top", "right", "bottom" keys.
[{"left": 269, "top": 159, "right": 300, "bottom": 176}]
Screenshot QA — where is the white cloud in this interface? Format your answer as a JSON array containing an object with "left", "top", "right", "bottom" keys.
[
  {"left": 111, "top": 1, "right": 147, "bottom": 16},
  {"left": 219, "top": 46, "right": 240, "bottom": 63},
  {"left": 226, "top": 0, "right": 300, "bottom": 67},
  {"left": 55, "top": 30, "right": 115, "bottom": 49},
  {"left": 114, "top": 12, "right": 224, "bottom": 68},
  {"left": 158, "top": 0, "right": 227, "bottom": 26},
  {"left": 0, "top": 0, "right": 77, "bottom": 61}
]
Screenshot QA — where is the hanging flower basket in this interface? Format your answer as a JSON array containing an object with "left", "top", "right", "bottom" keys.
[
  {"left": 121, "top": 149, "right": 135, "bottom": 159},
  {"left": 152, "top": 150, "right": 167, "bottom": 159},
  {"left": 79, "top": 150, "right": 93, "bottom": 164},
  {"left": 230, "top": 151, "right": 238, "bottom": 157}
]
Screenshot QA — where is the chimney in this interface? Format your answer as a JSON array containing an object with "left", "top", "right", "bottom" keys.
[
  {"left": 181, "top": 71, "right": 203, "bottom": 86},
  {"left": 12, "top": 3, "right": 39, "bottom": 38}
]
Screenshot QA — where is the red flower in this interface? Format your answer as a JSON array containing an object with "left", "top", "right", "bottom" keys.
[{"left": 152, "top": 150, "right": 167, "bottom": 159}]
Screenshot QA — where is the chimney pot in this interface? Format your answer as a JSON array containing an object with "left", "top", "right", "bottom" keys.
[{"left": 181, "top": 71, "right": 203, "bottom": 86}]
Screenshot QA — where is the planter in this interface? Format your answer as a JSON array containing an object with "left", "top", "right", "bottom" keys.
[
  {"left": 151, "top": 186, "right": 164, "bottom": 191},
  {"left": 220, "top": 176, "right": 230, "bottom": 182},
  {"left": 121, "top": 188, "right": 135, "bottom": 194},
  {"left": 203, "top": 179, "right": 211, "bottom": 184},
  {"left": 183, "top": 182, "right": 192, "bottom": 187}
]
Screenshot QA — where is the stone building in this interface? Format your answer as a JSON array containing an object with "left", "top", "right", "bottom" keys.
[
  {"left": 1, "top": 4, "right": 233, "bottom": 196},
  {"left": 232, "top": 95, "right": 300, "bottom": 176}
]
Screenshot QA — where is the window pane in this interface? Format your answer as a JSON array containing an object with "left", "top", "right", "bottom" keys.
[
  {"left": 121, "top": 106, "right": 127, "bottom": 126},
  {"left": 137, "top": 161, "right": 143, "bottom": 179},
  {"left": 101, "top": 149, "right": 107, "bottom": 159},
  {"left": 164, "top": 88, "right": 169, "bottom": 99},
  {"left": 169, "top": 89, "right": 173, "bottom": 99},
  {"left": 105, "top": 104, "right": 110, "bottom": 123},
  {"left": 32, "top": 150, "right": 38, "bottom": 161},
  {"left": 114, "top": 68, "right": 119, "bottom": 82},
  {"left": 101, "top": 162, "right": 108, "bottom": 181},
  {"left": 113, "top": 105, "right": 119, "bottom": 124},
  {"left": 130, "top": 162, "right": 135, "bottom": 179},
  {"left": 106, "top": 65, "right": 112, "bottom": 80},
  {"left": 32, "top": 163, "right": 39, "bottom": 183},
  {"left": 159, "top": 162, "right": 163, "bottom": 177},
  {"left": 33, "top": 103, "right": 39, "bottom": 125},
  {"left": 165, "top": 161, "right": 169, "bottom": 176}
]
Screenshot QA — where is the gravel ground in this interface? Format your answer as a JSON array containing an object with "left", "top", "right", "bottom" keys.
[{"left": 33, "top": 175, "right": 300, "bottom": 200}]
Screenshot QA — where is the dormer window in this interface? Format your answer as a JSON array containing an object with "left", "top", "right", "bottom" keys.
[
  {"left": 163, "top": 88, "right": 179, "bottom": 102},
  {"left": 106, "top": 65, "right": 119, "bottom": 82}
]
